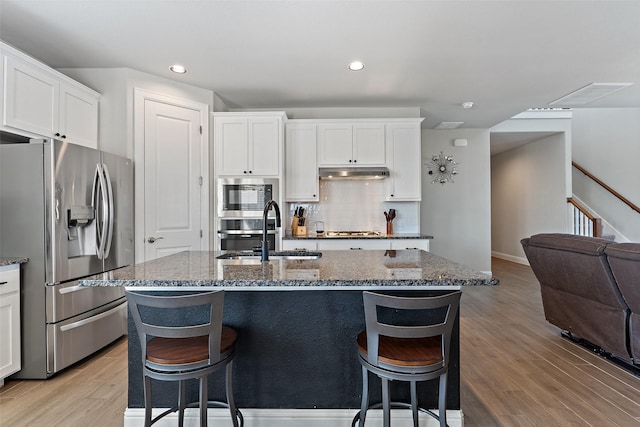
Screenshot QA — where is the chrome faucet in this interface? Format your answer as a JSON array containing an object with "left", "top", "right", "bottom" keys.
[{"left": 262, "top": 199, "right": 281, "bottom": 261}]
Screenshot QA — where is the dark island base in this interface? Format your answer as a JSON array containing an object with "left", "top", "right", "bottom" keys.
[{"left": 127, "top": 290, "right": 460, "bottom": 410}]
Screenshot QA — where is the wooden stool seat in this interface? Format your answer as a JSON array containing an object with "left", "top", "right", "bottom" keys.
[
  {"left": 356, "top": 332, "right": 442, "bottom": 367},
  {"left": 148, "top": 326, "right": 238, "bottom": 365}
]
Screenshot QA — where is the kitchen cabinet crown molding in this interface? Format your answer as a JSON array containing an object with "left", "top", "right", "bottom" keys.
[
  {"left": 213, "top": 111, "right": 288, "bottom": 120},
  {"left": 1, "top": 41, "right": 100, "bottom": 98}
]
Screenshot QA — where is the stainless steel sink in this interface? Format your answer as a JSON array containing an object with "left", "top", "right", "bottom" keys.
[{"left": 216, "top": 251, "right": 322, "bottom": 260}]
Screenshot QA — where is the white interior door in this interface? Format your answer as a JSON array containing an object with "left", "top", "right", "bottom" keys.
[{"left": 142, "top": 99, "right": 205, "bottom": 261}]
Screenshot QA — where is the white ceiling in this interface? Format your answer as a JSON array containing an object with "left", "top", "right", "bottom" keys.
[{"left": 1, "top": 0, "right": 639, "bottom": 131}]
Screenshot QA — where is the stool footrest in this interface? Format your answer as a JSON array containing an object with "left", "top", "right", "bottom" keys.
[{"left": 350, "top": 402, "right": 446, "bottom": 427}]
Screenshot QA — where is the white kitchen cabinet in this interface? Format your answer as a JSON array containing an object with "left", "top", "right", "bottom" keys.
[
  {"left": 214, "top": 112, "right": 285, "bottom": 177},
  {"left": 390, "top": 239, "right": 430, "bottom": 251},
  {"left": 0, "top": 264, "right": 21, "bottom": 383},
  {"left": 285, "top": 123, "right": 318, "bottom": 201},
  {"left": 58, "top": 83, "right": 99, "bottom": 148},
  {"left": 317, "top": 240, "right": 390, "bottom": 250},
  {"left": 317, "top": 122, "right": 385, "bottom": 166},
  {"left": 385, "top": 122, "right": 422, "bottom": 201},
  {"left": 2, "top": 47, "right": 99, "bottom": 148},
  {"left": 282, "top": 240, "right": 318, "bottom": 251},
  {"left": 284, "top": 239, "right": 429, "bottom": 251}
]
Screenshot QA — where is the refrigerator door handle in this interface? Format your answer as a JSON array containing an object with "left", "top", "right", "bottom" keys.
[
  {"left": 102, "top": 163, "right": 114, "bottom": 259},
  {"left": 93, "top": 163, "right": 109, "bottom": 259}
]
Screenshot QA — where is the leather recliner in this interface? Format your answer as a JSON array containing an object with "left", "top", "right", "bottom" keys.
[
  {"left": 605, "top": 243, "right": 640, "bottom": 363},
  {"left": 521, "top": 233, "right": 631, "bottom": 362}
]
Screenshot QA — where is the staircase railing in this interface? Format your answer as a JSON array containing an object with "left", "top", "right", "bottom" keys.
[
  {"left": 572, "top": 161, "right": 640, "bottom": 215},
  {"left": 567, "top": 197, "right": 602, "bottom": 237}
]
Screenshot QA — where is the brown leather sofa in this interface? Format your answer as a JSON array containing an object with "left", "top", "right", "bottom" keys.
[
  {"left": 521, "top": 233, "right": 633, "bottom": 363},
  {"left": 605, "top": 243, "right": 640, "bottom": 363}
]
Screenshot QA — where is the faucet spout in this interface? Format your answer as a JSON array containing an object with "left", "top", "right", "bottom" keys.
[{"left": 262, "top": 200, "right": 281, "bottom": 261}]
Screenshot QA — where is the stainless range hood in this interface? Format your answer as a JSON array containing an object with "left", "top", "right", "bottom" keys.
[{"left": 318, "top": 166, "right": 389, "bottom": 180}]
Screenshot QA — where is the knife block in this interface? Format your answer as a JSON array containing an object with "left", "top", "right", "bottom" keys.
[{"left": 291, "top": 216, "right": 307, "bottom": 236}]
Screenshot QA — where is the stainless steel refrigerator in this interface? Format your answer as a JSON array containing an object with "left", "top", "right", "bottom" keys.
[{"left": 0, "top": 134, "right": 133, "bottom": 378}]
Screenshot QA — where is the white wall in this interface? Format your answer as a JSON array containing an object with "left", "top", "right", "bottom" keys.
[
  {"left": 421, "top": 129, "right": 492, "bottom": 273},
  {"left": 58, "top": 67, "right": 214, "bottom": 158},
  {"left": 491, "top": 133, "right": 568, "bottom": 263},
  {"left": 571, "top": 108, "right": 640, "bottom": 242}
]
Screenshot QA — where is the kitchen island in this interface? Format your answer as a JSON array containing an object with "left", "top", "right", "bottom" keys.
[{"left": 82, "top": 249, "right": 497, "bottom": 426}]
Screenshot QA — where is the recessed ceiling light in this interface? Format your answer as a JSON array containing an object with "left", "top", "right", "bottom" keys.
[
  {"left": 348, "top": 61, "right": 365, "bottom": 71},
  {"left": 169, "top": 64, "right": 187, "bottom": 74},
  {"left": 462, "top": 101, "right": 474, "bottom": 109}
]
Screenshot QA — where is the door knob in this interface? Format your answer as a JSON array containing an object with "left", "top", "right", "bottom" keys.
[{"left": 147, "top": 236, "right": 163, "bottom": 243}]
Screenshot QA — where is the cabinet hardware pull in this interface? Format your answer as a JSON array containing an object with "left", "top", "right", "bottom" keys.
[
  {"left": 0, "top": 281, "right": 7, "bottom": 285},
  {"left": 55, "top": 132, "right": 60, "bottom": 137}
]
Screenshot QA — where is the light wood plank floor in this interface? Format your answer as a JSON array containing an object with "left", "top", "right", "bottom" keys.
[{"left": 1, "top": 258, "right": 639, "bottom": 426}]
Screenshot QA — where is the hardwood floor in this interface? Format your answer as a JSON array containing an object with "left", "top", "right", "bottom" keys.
[
  {"left": 0, "top": 336, "right": 128, "bottom": 427},
  {"left": 1, "top": 258, "right": 639, "bottom": 426},
  {"left": 461, "top": 258, "right": 640, "bottom": 427}
]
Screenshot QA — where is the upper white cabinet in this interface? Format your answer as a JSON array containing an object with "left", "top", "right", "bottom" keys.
[
  {"left": 0, "top": 264, "right": 21, "bottom": 383},
  {"left": 58, "top": 83, "right": 99, "bottom": 148},
  {"left": 2, "top": 44, "right": 99, "bottom": 148},
  {"left": 285, "top": 123, "right": 318, "bottom": 201},
  {"left": 214, "top": 112, "right": 285, "bottom": 177},
  {"left": 317, "top": 122, "right": 385, "bottom": 166},
  {"left": 385, "top": 121, "right": 423, "bottom": 201}
]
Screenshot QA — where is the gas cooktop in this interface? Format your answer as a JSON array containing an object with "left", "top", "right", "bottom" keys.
[{"left": 325, "top": 231, "right": 382, "bottom": 237}]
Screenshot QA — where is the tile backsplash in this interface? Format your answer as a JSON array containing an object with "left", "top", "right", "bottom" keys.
[{"left": 286, "top": 180, "right": 419, "bottom": 235}]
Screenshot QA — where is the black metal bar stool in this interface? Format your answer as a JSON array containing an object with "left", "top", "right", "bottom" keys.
[
  {"left": 126, "top": 290, "right": 243, "bottom": 427},
  {"left": 353, "top": 291, "right": 461, "bottom": 427}
]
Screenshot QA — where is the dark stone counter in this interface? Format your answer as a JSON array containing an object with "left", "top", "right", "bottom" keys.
[
  {"left": 81, "top": 249, "right": 497, "bottom": 290},
  {"left": 284, "top": 233, "right": 434, "bottom": 240},
  {"left": 0, "top": 257, "right": 28, "bottom": 267}
]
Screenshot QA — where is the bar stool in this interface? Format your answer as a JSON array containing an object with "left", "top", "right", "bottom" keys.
[
  {"left": 353, "top": 291, "right": 461, "bottom": 427},
  {"left": 126, "top": 290, "right": 243, "bottom": 427}
]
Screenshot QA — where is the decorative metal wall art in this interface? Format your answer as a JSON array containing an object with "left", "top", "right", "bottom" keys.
[{"left": 427, "top": 151, "right": 459, "bottom": 184}]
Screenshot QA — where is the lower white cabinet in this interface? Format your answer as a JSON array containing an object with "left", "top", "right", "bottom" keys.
[
  {"left": 282, "top": 240, "right": 318, "bottom": 251},
  {"left": 318, "top": 240, "right": 390, "bottom": 250},
  {"left": 0, "top": 264, "right": 21, "bottom": 383},
  {"left": 283, "top": 239, "right": 430, "bottom": 252},
  {"left": 390, "top": 239, "right": 430, "bottom": 251}
]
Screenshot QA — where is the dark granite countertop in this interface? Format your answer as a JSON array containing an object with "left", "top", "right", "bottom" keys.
[
  {"left": 0, "top": 257, "right": 28, "bottom": 267},
  {"left": 81, "top": 249, "right": 498, "bottom": 291},
  {"left": 284, "top": 233, "right": 433, "bottom": 240}
]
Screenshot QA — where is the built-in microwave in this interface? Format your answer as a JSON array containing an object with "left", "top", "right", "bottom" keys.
[{"left": 217, "top": 178, "right": 279, "bottom": 218}]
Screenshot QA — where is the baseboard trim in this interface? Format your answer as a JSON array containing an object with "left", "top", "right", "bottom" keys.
[
  {"left": 491, "top": 250, "right": 529, "bottom": 266},
  {"left": 124, "top": 407, "right": 464, "bottom": 427}
]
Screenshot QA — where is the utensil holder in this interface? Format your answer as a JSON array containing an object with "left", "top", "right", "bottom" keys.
[{"left": 386, "top": 222, "right": 393, "bottom": 235}]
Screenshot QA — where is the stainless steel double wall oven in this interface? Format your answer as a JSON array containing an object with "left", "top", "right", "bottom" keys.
[{"left": 217, "top": 178, "right": 279, "bottom": 251}]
